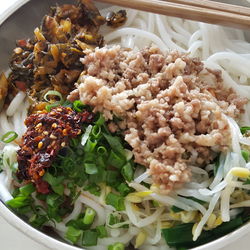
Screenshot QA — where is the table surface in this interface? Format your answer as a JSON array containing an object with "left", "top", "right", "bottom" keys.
[{"left": 0, "top": 1, "right": 250, "bottom": 249}]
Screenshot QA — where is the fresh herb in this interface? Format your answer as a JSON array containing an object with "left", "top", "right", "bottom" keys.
[
  {"left": 66, "top": 226, "right": 82, "bottom": 244},
  {"left": 108, "top": 242, "right": 125, "bottom": 250},
  {"left": 19, "top": 183, "right": 36, "bottom": 196},
  {"left": 241, "top": 150, "right": 249, "bottom": 162},
  {"left": 82, "top": 230, "right": 98, "bottom": 246},
  {"left": 121, "top": 162, "right": 134, "bottom": 182},
  {"left": 83, "top": 207, "right": 96, "bottom": 225},
  {"left": 106, "top": 193, "right": 125, "bottom": 211},
  {"left": 1, "top": 131, "right": 18, "bottom": 143},
  {"left": 44, "top": 90, "right": 64, "bottom": 111},
  {"left": 43, "top": 172, "right": 65, "bottom": 195},
  {"left": 73, "top": 100, "right": 86, "bottom": 112},
  {"left": 243, "top": 178, "right": 250, "bottom": 185},
  {"left": 162, "top": 217, "right": 243, "bottom": 248},
  {"left": 240, "top": 126, "right": 250, "bottom": 134},
  {"left": 117, "top": 183, "right": 132, "bottom": 196},
  {"left": 96, "top": 225, "right": 107, "bottom": 238}
]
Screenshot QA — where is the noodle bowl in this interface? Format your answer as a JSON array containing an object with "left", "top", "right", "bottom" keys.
[{"left": 1, "top": 1, "right": 250, "bottom": 250}]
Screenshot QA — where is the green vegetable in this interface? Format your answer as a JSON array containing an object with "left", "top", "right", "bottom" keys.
[
  {"left": 106, "top": 193, "right": 125, "bottom": 211},
  {"left": 83, "top": 207, "right": 96, "bottom": 225},
  {"left": 106, "top": 171, "right": 120, "bottom": 187},
  {"left": 241, "top": 150, "right": 249, "bottom": 162},
  {"left": 96, "top": 225, "right": 107, "bottom": 238},
  {"left": 83, "top": 183, "right": 101, "bottom": 196},
  {"left": 103, "top": 133, "right": 125, "bottom": 157},
  {"left": 121, "top": 162, "right": 134, "bottom": 182},
  {"left": 44, "top": 90, "right": 64, "bottom": 111},
  {"left": 162, "top": 217, "right": 243, "bottom": 248},
  {"left": 84, "top": 138, "right": 97, "bottom": 153},
  {"left": 84, "top": 163, "right": 98, "bottom": 175},
  {"left": 82, "top": 230, "right": 98, "bottom": 246},
  {"left": 1, "top": 131, "right": 18, "bottom": 143},
  {"left": 66, "top": 226, "right": 82, "bottom": 244},
  {"left": 108, "top": 242, "right": 125, "bottom": 250},
  {"left": 108, "top": 150, "right": 126, "bottom": 169},
  {"left": 244, "top": 178, "right": 250, "bottom": 185},
  {"left": 240, "top": 126, "right": 250, "bottom": 134},
  {"left": 73, "top": 100, "right": 85, "bottom": 112},
  {"left": 92, "top": 125, "right": 101, "bottom": 138},
  {"left": 95, "top": 113, "right": 105, "bottom": 126},
  {"left": 117, "top": 183, "right": 132, "bottom": 196},
  {"left": 97, "top": 146, "right": 107, "bottom": 155},
  {"left": 7, "top": 196, "right": 30, "bottom": 208},
  {"left": 29, "top": 214, "right": 48, "bottom": 228},
  {"left": 19, "top": 183, "right": 35, "bottom": 196},
  {"left": 43, "top": 172, "right": 65, "bottom": 195},
  {"left": 44, "top": 90, "right": 63, "bottom": 102}
]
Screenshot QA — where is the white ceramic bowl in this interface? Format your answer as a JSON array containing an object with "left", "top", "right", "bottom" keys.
[{"left": 0, "top": 1, "right": 249, "bottom": 249}]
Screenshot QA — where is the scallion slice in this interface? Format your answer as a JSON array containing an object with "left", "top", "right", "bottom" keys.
[
  {"left": 1, "top": 131, "right": 18, "bottom": 143},
  {"left": 44, "top": 90, "right": 63, "bottom": 103}
]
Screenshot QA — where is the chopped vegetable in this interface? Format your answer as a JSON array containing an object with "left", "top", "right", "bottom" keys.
[
  {"left": 240, "top": 126, "right": 250, "bottom": 134},
  {"left": 83, "top": 207, "right": 96, "bottom": 225},
  {"left": 108, "top": 242, "right": 125, "bottom": 250},
  {"left": 1, "top": 131, "right": 18, "bottom": 143},
  {"left": 106, "top": 193, "right": 125, "bottom": 211},
  {"left": 66, "top": 226, "right": 82, "bottom": 244},
  {"left": 82, "top": 230, "right": 98, "bottom": 246}
]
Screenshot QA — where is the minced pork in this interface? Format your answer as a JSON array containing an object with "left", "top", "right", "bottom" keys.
[{"left": 68, "top": 45, "right": 247, "bottom": 193}]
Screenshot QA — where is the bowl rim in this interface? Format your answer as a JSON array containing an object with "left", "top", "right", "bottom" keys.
[{"left": 0, "top": 1, "right": 250, "bottom": 250}]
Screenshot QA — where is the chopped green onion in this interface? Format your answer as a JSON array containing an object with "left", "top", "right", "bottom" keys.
[
  {"left": 162, "top": 217, "right": 243, "bottom": 248},
  {"left": 241, "top": 150, "right": 249, "bottom": 162},
  {"left": 97, "top": 146, "right": 107, "bottom": 155},
  {"left": 121, "top": 162, "right": 134, "bottom": 182},
  {"left": 7, "top": 196, "right": 30, "bottom": 208},
  {"left": 19, "top": 183, "right": 35, "bottom": 196},
  {"left": 46, "top": 193, "right": 63, "bottom": 208},
  {"left": 81, "top": 125, "right": 93, "bottom": 146},
  {"left": 103, "top": 133, "right": 125, "bottom": 157},
  {"left": 84, "top": 163, "right": 98, "bottom": 175},
  {"left": 91, "top": 125, "right": 101, "bottom": 138},
  {"left": 83, "top": 138, "right": 97, "bottom": 153},
  {"left": 44, "top": 90, "right": 63, "bottom": 102},
  {"left": 82, "top": 230, "right": 98, "bottom": 246},
  {"left": 73, "top": 100, "right": 85, "bottom": 112},
  {"left": 240, "top": 126, "right": 250, "bottom": 134},
  {"left": 43, "top": 172, "right": 65, "bottom": 195},
  {"left": 65, "top": 226, "right": 82, "bottom": 244},
  {"left": 83, "top": 207, "right": 96, "bottom": 225},
  {"left": 1, "top": 131, "right": 18, "bottom": 143},
  {"left": 106, "top": 193, "right": 125, "bottom": 211},
  {"left": 45, "top": 102, "right": 61, "bottom": 112},
  {"left": 108, "top": 150, "right": 126, "bottom": 169},
  {"left": 244, "top": 178, "right": 250, "bottom": 185},
  {"left": 117, "top": 183, "right": 132, "bottom": 196},
  {"left": 108, "top": 242, "right": 125, "bottom": 250},
  {"left": 95, "top": 113, "right": 105, "bottom": 126},
  {"left": 106, "top": 170, "right": 120, "bottom": 187},
  {"left": 29, "top": 214, "right": 48, "bottom": 228},
  {"left": 96, "top": 225, "right": 107, "bottom": 238},
  {"left": 83, "top": 183, "right": 101, "bottom": 196}
]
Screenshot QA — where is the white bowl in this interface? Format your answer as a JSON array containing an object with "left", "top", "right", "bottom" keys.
[{"left": 0, "top": 1, "right": 249, "bottom": 250}]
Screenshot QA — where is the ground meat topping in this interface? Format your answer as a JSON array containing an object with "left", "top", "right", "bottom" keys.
[
  {"left": 68, "top": 45, "right": 247, "bottom": 193},
  {"left": 17, "top": 106, "right": 93, "bottom": 193}
]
